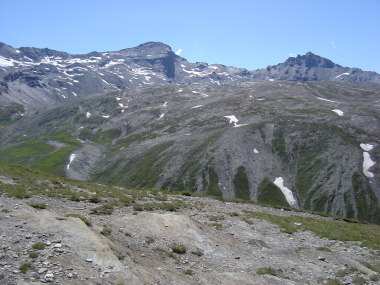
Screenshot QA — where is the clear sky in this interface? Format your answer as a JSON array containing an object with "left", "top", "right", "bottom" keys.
[{"left": 0, "top": 0, "right": 379, "bottom": 72}]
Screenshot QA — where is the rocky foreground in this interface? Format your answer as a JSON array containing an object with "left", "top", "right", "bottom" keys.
[{"left": 0, "top": 187, "right": 379, "bottom": 285}]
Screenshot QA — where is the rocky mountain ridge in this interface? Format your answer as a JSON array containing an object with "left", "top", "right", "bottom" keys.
[{"left": 1, "top": 42, "right": 380, "bottom": 109}]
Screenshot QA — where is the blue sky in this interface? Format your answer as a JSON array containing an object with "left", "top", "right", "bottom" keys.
[{"left": 1, "top": 0, "right": 379, "bottom": 72}]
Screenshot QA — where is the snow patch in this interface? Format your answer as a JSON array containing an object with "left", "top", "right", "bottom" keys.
[
  {"left": 66, "top": 153, "right": 76, "bottom": 170},
  {"left": 223, "top": 115, "right": 246, "bottom": 128},
  {"left": 360, "top": 143, "right": 374, "bottom": 152},
  {"left": 175, "top": 48, "right": 183, "bottom": 55},
  {"left": 102, "top": 115, "right": 110, "bottom": 118},
  {"left": 191, "top": 105, "right": 203, "bottom": 109},
  {"left": 157, "top": 113, "right": 165, "bottom": 120},
  {"left": 332, "top": 109, "right": 344, "bottom": 116},
  {"left": 363, "top": 152, "right": 375, "bottom": 178},
  {"left": 273, "top": 177, "right": 297, "bottom": 206},
  {"left": 316, "top": 97, "right": 339, "bottom": 103},
  {"left": 335, "top": 72, "right": 350, "bottom": 79},
  {"left": 163, "top": 101, "right": 167, "bottom": 107},
  {"left": 116, "top": 97, "right": 122, "bottom": 101},
  {"left": 253, "top": 148, "right": 259, "bottom": 154},
  {"left": 86, "top": 112, "right": 91, "bottom": 118},
  {"left": 72, "top": 92, "right": 77, "bottom": 97}
]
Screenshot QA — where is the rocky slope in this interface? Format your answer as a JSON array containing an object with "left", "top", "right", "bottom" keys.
[
  {"left": 1, "top": 81, "right": 379, "bottom": 223},
  {"left": 0, "top": 41, "right": 251, "bottom": 109},
  {"left": 0, "top": 165, "right": 379, "bottom": 285}
]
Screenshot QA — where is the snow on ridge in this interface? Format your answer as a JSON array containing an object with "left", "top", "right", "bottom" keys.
[
  {"left": 163, "top": 101, "right": 167, "bottom": 107},
  {"left": 0, "top": 56, "right": 14, "bottom": 67},
  {"left": 157, "top": 113, "right": 165, "bottom": 120},
  {"left": 273, "top": 177, "right": 297, "bottom": 206},
  {"left": 363, "top": 152, "right": 375, "bottom": 178},
  {"left": 66, "top": 153, "right": 76, "bottom": 170},
  {"left": 360, "top": 143, "right": 374, "bottom": 152},
  {"left": 332, "top": 109, "right": 344, "bottom": 116},
  {"left": 223, "top": 115, "right": 247, "bottom": 128},
  {"left": 191, "top": 105, "right": 203, "bottom": 109},
  {"left": 335, "top": 72, "right": 350, "bottom": 79},
  {"left": 72, "top": 92, "right": 77, "bottom": 97},
  {"left": 224, "top": 115, "right": 239, "bottom": 125}
]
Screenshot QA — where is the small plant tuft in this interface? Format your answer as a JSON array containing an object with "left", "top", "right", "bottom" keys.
[
  {"left": 32, "top": 242, "right": 45, "bottom": 250},
  {"left": 170, "top": 244, "right": 187, "bottom": 254},
  {"left": 65, "top": 213, "right": 92, "bottom": 227},
  {"left": 28, "top": 252, "right": 39, "bottom": 259},
  {"left": 183, "top": 269, "right": 193, "bottom": 275},
  {"left": 30, "top": 203, "right": 46, "bottom": 209},
  {"left": 100, "top": 227, "right": 112, "bottom": 236},
  {"left": 145, "top": 237, "right": 155, "bottom": 244},
  {"left": 256, "top": 267, "right": 278, "bottom": 276},
  {"left": 19, "top": 263, "right": 32, "bottom": 273}
]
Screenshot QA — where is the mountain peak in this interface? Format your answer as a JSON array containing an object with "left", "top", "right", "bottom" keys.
[{"left": 285, "top": 52, "right": 336, "bottom": 69}]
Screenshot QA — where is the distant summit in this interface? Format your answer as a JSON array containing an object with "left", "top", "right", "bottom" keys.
[{"left": 252, "top": 52, "right": 380, "bottom": 82}]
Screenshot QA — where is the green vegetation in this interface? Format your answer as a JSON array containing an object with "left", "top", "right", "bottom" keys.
[
  {"left": 243, "top": 211, "right": 380, "bottom": 250},
  {"left": 100, "top": 227, "right": 112, "bottom": 236},
  {"left": 30, "top": 203, "right": 47, "bottom": 209},
  {"left": 190, "top": 248, "right": 204, "bottom": 256},
  {"left": 32, "top": 242, "right": 46, "bottom": 250},
  {"left": 19, "top": 263, "right": 32, "bottom": 274},
  {"left": 233, "top": 166, "right": 250, "bottom": 200},
  {"left": 296, "top": 142, "right": 325, "bottom": 200},
  {"left": 204, "top": 166, "right": 222, "bottom": 197},
  {"left": 183, "top": 269, "right": 193, "bottom": 275},
  {"left": 153, "top": 247, "right": 177, "bottom": 261},
  {"left": 116, "top": 141, "right": 174, "bottom": 188},
  {"left": 145, "top": 237, "right": 155, "bottom": 244},
  {"left": 208, "top": 215, "right": 225, "bottom": 222},
  {"left": 93, "top": 128, "right": 121, "bottom": 143},
  {"left": 65, "top": 213, "right": 92, "bottom": 227},
  {"left": 256, "top": 267, "right": 279, "bottom": 276},
  {"left": 316, "top": 247, "right": 331, "bottom": 252},
  {"left": 0, "top": 140, "right": 54, "bottom": 164},
  {"left": 0, "top": 103, "right": 24, "bottom": 124},
  {"left": 352, "top": 275, "right": 367, "bottom": 284},
  {"left": 170, "top": 244, "right": 187, "bottom": 254},
  {"left": 170, "top": 131, "right": 223, "bottom": 192},
  {"left": 257, "top": 178, "right": 289, "bottom": 207},
  {"left": 351, "top": 172, "right": 380, "bottom": 223},
  {"left": 90, "top": 204, "right": 114, "bottom": 215},
  {"left": 272, "top": 128, "right": 287, "bottom": 161},
  {"left": 28, "top": 252, "right": 39, "bottom": 259}
]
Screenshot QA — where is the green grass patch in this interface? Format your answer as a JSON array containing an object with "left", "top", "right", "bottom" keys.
[
  {"left": 19, "top": 263, "right": 32, "bottom": 274},
  {"left": 33, "top": 145, "right": 77, "bottom": 175},
  {"left": 256, "top": 267, "right": 279, "bottom": 276},
  {"left": 65, "top": 213, "right": 92, "bottom": 227},
  {"left": 233, "top": 166, "right": 250, "bottom": 200},
  {"left": 244, "top": 211, "right": 380, "bottom": 250},
  {"left": 30, "top": 203, "right": 47, "bottom": 209},
  {"left": 32, "top": 242, "right": 45, "bottom": 250},
  {"left": 0, "top": 140, "right": 54, "bottom": 164},
  {"left": 257, "top": 178, "right": 289, "bottom": 207},
  {"left": 170, "top": 244, "right": 187, "bottom": 254}
]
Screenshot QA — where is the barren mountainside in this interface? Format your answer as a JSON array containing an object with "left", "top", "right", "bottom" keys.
[{"left": 0, "top": 42, "right": 379, "bottom": 224}]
